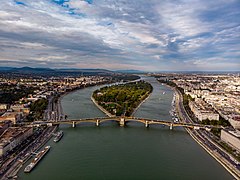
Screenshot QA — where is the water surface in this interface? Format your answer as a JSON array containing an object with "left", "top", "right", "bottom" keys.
[{"left": 19, "top": 77, "right": 233, "bottom": 180}]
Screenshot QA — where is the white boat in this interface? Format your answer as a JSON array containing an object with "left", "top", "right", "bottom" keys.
[
  {"left": 174, "top": 118, "right": 179, "bottom": 122},
  {"left": 24, "top": 146, "right": 50, "bottom": 173},
  {"left": 54, "top": 131, "right": 64, "bottom": 142}
]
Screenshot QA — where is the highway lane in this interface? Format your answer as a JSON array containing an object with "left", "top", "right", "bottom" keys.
[{"left": 175, "top": 88, "right": 240, "bottom": 178}]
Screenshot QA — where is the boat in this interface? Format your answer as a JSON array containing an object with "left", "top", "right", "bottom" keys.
[
  {"left": 19, "top": 152, "right": 31, "bottom": 163},
  {"left": 53, "top": 130, "right": 63, "bottom": 142},
  {"left": 24, "top": 146, "right": 50, "bottom": 173},
  {"left": 174, "top": 118, "right": 179, "bottom": 123}
]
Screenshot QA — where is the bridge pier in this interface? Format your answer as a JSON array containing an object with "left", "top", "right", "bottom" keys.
[
  {"left": 145, "top": 121, "right": 149, "bottom": 128},
  {"left": 119, "top": 117, "right": 125, "bottom": 127},
  {"left": 170, "top": 123, "right": 173, "bottom": 130},
  {"left": 72, "top": 121, "right": 76, "bottom": 128},
  {"left": 96, "top": 119, "right": 99, "bottom": 127}
]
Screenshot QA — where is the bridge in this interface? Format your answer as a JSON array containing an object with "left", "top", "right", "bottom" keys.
[{"left": 28, "top": 116, "right": 220, "bottom": 130}]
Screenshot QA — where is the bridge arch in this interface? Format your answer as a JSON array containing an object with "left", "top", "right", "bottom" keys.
[{"left": 28, "top": 116, "right": 220, "bottom": 130}]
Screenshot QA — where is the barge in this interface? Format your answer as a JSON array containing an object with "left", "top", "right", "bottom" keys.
[{"left": 24, "top": 146, "right": 50, "bottom": 173}]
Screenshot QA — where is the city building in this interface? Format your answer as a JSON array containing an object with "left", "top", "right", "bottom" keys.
[
  {"left": 0, "top": 104, "right": 8, "bottom": 110},
  {"left": 10, "top": 104, "right": 30, "bottom": 114},
  {"left": 228, "top": 115, "right": 240, "bottom": 130},
  {"left": 0, "top": 127, "right": 33, "bottom": 156},
  {"left": 189, "top": 100, "right": 219, "bottom": 121},
  {"left": 221, "top": 129, "right": 240, "bottom": 152},
  {"left": 0, "top": 112, "right": 23, "bottom": 124},
  {"left": 167, "top": 73, "right": 239, "bottom": 128}
]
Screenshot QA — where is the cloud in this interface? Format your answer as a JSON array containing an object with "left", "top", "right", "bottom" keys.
[{"left": 0, "top": 0, "right": 239, "bottom": 71}]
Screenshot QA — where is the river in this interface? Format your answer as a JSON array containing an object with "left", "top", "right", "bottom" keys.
[{"left": 19, "top": 76, "right": 233, "bottom": 179}]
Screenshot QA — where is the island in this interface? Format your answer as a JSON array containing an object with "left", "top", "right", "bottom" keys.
[{"left": 92, "top": 80, "right": 153, "bottom": 116}]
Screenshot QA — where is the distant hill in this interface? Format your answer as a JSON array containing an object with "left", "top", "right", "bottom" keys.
[
  {"left": 0, "top": 67, "right": 14, "bottom": 71},
  {"left": 12, "top": 66, "right": 55, "bottom": 72},
  {"left": 0, "top": 66, "right": 115, "bottom": 76},
  {"left": 115, "top": 69, "right": 145, "bottom": 74},
  {"left": 0, "top": 66, "right": 150, "bottom": 77},
  {"left": 57, "top": 68, "right": 113, "bottom": 73}
]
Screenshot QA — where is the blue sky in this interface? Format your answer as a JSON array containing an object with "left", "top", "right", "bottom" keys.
[{"left": 0, "top": 0, "right": 239, "bottom": 71}]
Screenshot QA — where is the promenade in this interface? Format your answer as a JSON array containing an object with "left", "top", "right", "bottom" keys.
[{"left": 174, "top": 88, "right": 240, "bottom": 179}]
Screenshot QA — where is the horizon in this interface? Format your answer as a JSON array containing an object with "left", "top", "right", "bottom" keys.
[
  {"left": 0, "top": 66, "right": 239, "bottom": 73},
  {"left": 0, "top": 0, "right": 239, "bottom": 71}
]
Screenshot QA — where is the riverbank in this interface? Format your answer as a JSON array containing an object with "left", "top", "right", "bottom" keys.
[
  {"left": 91, "top": 96, "right": 115, "bottom": 117},
  {"left": 186, "top": 128, "right": 240, "bottom": 179},
  {"left": 91, "top": 93, "right": 152, "bottom": 118},
  {"left": 3, "top": 126, "right": 57, "bottom": 179},
  {"left": 91, "top": 81, "right": 153, "bottom": 117},
  {"left": 57, "top": 82, "right": 113, "bottom": 118},
  {"left": 172, "top": 87, "right": 240, "bottom": 179},
  {"left": 19, "top": 76, "right": 233, "bottom": 180},
  {"left": 130, "top": 92, "right": 152, "bottom": 116},
  {"left": 57, "top": 92, "right": 69, "bottom": 117},
  {"left": 91, "top": 89, "right": 152, "bottom": 117}
]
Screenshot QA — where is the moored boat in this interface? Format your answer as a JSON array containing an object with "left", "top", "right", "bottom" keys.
[
  {"left": 53, "top": 130, "right": 63, "bottom": 142},
  {"left": 24, "top": 146, "right": 50, "bottom": 173}
]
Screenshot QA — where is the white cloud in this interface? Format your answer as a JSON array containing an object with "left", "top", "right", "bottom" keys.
[{"left": 0, "top": 0, "right": 239, "bottom": 71}]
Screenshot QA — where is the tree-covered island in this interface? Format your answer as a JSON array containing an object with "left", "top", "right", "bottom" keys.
[{"left": 92, "top": 80, "right": 153, "bottom": 116}]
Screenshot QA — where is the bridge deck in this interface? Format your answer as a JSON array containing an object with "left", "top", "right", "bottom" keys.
[{"left": 28, "top": 116, "right": 221, "bottom": 129}]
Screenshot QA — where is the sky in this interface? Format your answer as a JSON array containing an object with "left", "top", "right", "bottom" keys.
[{"left": 0, "top": 0, "right": 239, "bottom": 71}]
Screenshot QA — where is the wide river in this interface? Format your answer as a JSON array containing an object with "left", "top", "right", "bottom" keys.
[{"left": 19, "top": 77, "right": 233, "bottom": 179}]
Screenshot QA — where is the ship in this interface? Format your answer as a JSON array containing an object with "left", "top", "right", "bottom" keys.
[
  {"left": 53, "top": 130, "right": 63, "bottom": 142},
  {"left": 24, "top": 146, "right": 50, "bottom": 173}
]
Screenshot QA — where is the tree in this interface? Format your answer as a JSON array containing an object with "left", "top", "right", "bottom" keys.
[{"left": 92, "top": 81, "right": 152, "bottom": 116}]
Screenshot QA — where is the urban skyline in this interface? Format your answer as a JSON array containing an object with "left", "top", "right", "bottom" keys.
[{"left": 0, "top": 0, "right": 239, "bottom": 71}]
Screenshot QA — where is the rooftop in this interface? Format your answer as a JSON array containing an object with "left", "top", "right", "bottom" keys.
[
  {"left": 0, "top": 127, "right": 32, "bottom": 144},
  {"left": 228, "top": 130, "right": 240, "bottom": 138}
]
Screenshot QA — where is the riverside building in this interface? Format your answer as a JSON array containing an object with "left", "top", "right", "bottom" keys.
[
  {"left": 0, "top": 127, "right": 33, "bottom": 157},
  {"left": 189, "top": 99, "right": 219, "bottom": 121},
  {"left": 221, "top": 129, "right": 240, "bottom": 152}
]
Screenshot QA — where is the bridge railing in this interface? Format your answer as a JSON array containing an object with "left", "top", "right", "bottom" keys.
[{"left": 23, "top": 116, "right": 222, "bottom": 129}]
